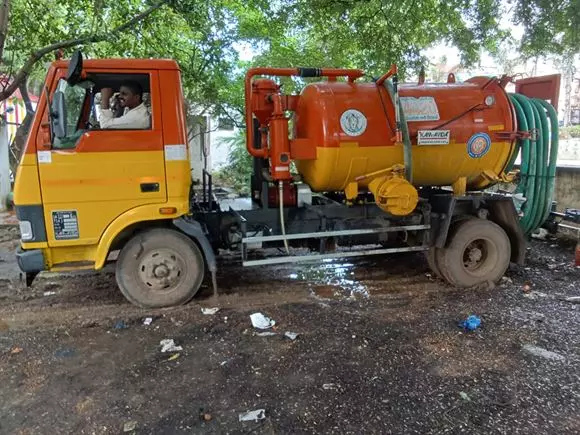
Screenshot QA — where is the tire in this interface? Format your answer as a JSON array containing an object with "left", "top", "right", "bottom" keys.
[
  {"left": 439, "top": 219, "right": 510, "bottom": 287},
  {"left": 115, "top": 228, "right": 205, "bottom": 308},
  {"left": 426, "top": 248, "right": 443, "bottom": 279}
]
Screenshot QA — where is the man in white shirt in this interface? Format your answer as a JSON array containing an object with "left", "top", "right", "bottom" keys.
[{"left": 99, "top": 81, "right": 150, "bottom": 129}]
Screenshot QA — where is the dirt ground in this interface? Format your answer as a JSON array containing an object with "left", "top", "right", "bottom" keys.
[{"left": 0, "top": 224, "right": 578, "bottom": 434}]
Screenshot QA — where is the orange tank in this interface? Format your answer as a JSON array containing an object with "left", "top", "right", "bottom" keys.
[{"left": 292, "top": 77, "right": 517, "bottom": 192}]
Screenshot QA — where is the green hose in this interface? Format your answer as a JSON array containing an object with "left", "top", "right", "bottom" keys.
[
  {"left": 535, "top": 99, "right": 559, "bottom": 225},
  {"left": 529, "top": 100, "right": 546, "bottom": 232},
  {"left": 507, "top": 93, "right": 559, "bottom": 235},
  {"left": 510, "top": 94, "right": 537, "bottom": 234},
  {"left": 508, "top": 97, "right": 532, "bottom": 233}
]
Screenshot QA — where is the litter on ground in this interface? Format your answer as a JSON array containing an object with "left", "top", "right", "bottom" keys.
[
  {"left": 459, "top": 315, "right": 481, "bottom": 331},
  {"left": 255, "top": 332, "right": 277, "bottom": 337},
  {"left": 562, "top": 296, "right": 580, "bottom": 304},
  {"left": 322, "top": 383, "right": 339, "bottom": 390},
  {"left": 123, "top": 420, "right": 137, "bottom": 432},
  {"left": 522, "top": 344, "right": 565, "bottom": 362},
  {"left": 239, "top": 409, "right": 266, "bottom": 422},
  {"left": 284, "top": 331, "right": 299, "bottom": 340},
  {"left": 250, "top": 312, "right": 275, "bottom": 329},
  {"left": 160, "top": 339, "right": 183, "bottom": 353},
  {"left": 166, "top": 353, "right": 180, "bottom": 361},
  {"left": 202, "top": 307, "right": 220, "bottom": 315}
]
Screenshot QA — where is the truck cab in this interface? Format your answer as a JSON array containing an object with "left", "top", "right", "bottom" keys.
[{"left": 14, "top": 54, "right": 207, "bottom": 306}]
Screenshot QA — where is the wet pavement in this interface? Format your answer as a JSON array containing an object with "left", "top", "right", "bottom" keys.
[{"left": 0, "top": 225, "right": 578, "bottom": 434}]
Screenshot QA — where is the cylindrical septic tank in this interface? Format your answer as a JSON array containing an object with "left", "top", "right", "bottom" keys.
[{"left": 293, "top": 77, "right": 516, "bottom": 192}]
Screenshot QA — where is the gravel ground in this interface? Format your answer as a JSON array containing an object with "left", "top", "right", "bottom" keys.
[{"left": 0, "top": 226, "right": 578, "bottom": 434}]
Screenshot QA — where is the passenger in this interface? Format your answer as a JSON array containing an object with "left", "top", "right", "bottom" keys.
[{"left": 99, "top": 81, "right": 150, "bottom": 129}]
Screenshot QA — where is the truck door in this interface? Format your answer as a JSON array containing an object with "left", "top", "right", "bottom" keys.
[{"left": 37, "top": 69, "right": 167, "bottom": 250}]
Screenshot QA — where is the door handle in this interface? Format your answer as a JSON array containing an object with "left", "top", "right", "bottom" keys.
[{"left": 140, "top": 183, "right": 160, "bottom": 193}]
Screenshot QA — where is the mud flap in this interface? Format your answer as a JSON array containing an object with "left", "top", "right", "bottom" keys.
[
  {"left": 26, "top": 272, "right": 39, "bottom": 287},
  {"left": 172, "top": 217, "right": 218, "bottom": 296},
  {"left": 487, "top": 198, "right": 526, "bottom": 265}
]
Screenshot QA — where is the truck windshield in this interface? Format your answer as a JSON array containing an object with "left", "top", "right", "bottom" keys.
[{"left": 54, "top": 79, "right": 87, "bottom": 148}]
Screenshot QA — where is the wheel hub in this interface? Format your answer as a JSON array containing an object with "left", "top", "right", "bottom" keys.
[
  {"left": 468, "top": 247, "right": 483, "bottom": 263},
  {"left": 463, "top": 240, "right": 488, "bottom": 271},
  {"left": 153, "top": 264, "right": 170, "bottom": 278},
  {"left": 138, "top": 249, "right": 185, "bottom": 291}
]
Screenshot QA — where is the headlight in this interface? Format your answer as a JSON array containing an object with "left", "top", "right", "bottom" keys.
[{"left": 19, "top": 221, "right": 33, "bottom": 241}]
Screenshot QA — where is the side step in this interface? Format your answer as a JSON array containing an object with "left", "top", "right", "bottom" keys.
[{"left": 239, "top": 223, "right": 431, "bottom": 267}]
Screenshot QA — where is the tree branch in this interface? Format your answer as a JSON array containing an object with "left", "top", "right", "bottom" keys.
[
  {"left": 0, "top": 0, "right": 9, "bottom": 62},
  {"left": 0, "top": 0, "right": 168, "bottom": 101},
  {"left": 18, "top": 73, "right": 33, "bottom": 114}
]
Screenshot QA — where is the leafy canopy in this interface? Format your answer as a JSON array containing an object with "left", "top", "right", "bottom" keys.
[{"left": 1, "top": 0, "right": 578, "bottom": 114}]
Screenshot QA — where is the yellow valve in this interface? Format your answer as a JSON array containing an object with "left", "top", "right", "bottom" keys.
[{"left": 367, "top": 175, "right": 418, "bottom": 216}]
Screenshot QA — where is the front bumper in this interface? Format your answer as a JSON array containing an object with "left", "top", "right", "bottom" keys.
[{"left": 16, "top": 247, "right": 46, "bottom": 273}]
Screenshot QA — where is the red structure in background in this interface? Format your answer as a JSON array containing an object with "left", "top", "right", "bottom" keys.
[{"left": 515, "top": 74, "right": 561, "bottom": 110}]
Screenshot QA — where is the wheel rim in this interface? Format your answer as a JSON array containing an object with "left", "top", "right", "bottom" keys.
[
  {"left": 137, "top": 249, "right": 186, "bottom": 292},
  {"left": 462, "top": 238, "right": 492, "bottom": 273}
]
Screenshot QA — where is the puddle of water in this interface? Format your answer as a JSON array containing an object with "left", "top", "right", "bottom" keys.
[{"left": 288, "top": 261, "right": 369, "bottom": 301}]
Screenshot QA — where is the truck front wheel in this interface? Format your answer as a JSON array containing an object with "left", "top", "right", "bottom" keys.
[
  {"left": 115, "top": 228, "right": 205, "bottom": 308},
  {"left": 438, "top": 219, "right": 511, "bottom": 288}
]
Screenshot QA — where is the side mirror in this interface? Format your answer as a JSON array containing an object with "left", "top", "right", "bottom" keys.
[
  {"left": 66, "top": 51, "right": 83, "bottom": 85},
  {"left": 51, "top": 91, "right": 67, "bottom": 138}
]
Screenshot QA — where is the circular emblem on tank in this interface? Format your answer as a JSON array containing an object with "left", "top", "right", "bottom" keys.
[
  {"left": 340, "top": 109, "right": 367, "bottom": 137},
  {"left": 467, "top": 132, "right": 491, "bottom": 158}
]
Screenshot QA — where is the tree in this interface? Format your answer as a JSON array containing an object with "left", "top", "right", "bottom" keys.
[
  {"left": 1, "top": 0, "right": 245, "bottom": 172},
  {"left": 213, "top": 130, "right": 252, "bottom": 194},
  {"left": 0, "top": 0, "right": 170, "bottom": 102},
  {"left": 232, "top": 0, "right": 509, "bottom": 79},
  {"left": 512, "top": 0, "right": 580, "bottom": 57}
]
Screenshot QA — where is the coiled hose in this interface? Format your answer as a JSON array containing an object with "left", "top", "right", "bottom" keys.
[{"left": 508, "top": 94, "right": 559, "bottom": 235}]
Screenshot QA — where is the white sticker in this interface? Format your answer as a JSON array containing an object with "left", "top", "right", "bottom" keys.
[
  {"left": 417, "top": 130, "right": 450, "bottom": 145},
  {"left": 274, "top": 166, "right": 289, "bottom": 172},
  {"left": 400, "top": 97, "right": 440, "bottom": 121},
  {"left": 37, "top": 151, "right": 52, "bottom": 164},
  {"left": 164, "top": 144, "right": 187, "bottom": 161},
  {"left": 340, "top": 109, "right": 367, "bottom": 136}
]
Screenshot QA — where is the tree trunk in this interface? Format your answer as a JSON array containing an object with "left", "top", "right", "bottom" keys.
[
  {"left": 9, "top": 75, "right": 33, "bottom": 173},
  {"left": 0, "top": 0, "right": 9, "bottom": 63}
]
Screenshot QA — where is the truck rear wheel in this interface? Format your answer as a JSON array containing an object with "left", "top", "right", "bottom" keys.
[
  {"left": 116, "top": 228, "right": 205, "bottom": 308},
  {"left": 426, "top": 248, "right": 444, "bottom": 279},
  {"left": 439, "top": 219, "right": 510, "bottom": 287}
]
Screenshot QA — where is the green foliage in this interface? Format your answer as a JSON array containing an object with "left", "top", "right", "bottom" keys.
[
  {"left": 3, "top": 0, "right": 240, "bottom": 111},
  {"left": 1, "top": 0, "right": 578, "bottom": 117},
  {"left": 242, "top": 0, "right": 509, "bottom": 79},
  {"left": 560, "top": 125, "right": 580, "bottom": 139},
  {"left": 212, "top": 130, "right": 253, "bottom": 194},
  {"left": 512, "top": 0, "right": 580, "bottom": 57}
]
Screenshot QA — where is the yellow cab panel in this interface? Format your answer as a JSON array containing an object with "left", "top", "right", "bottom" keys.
[{"left": 14, "top": 59, "right": 191, "bottom": 273}]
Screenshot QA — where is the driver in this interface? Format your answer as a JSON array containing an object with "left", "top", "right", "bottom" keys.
[{"left": 99, "top": 81, "right": 150, "bottom": 129}]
